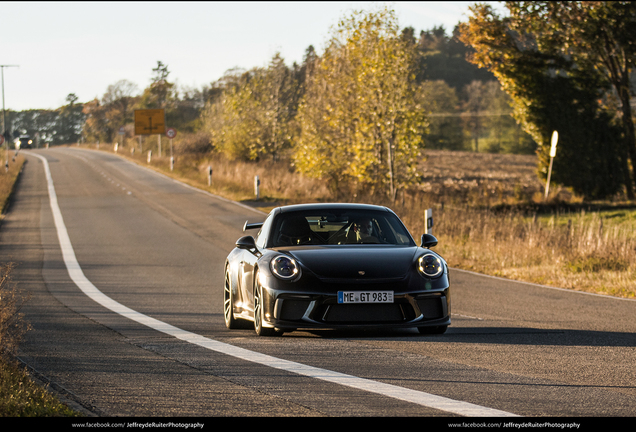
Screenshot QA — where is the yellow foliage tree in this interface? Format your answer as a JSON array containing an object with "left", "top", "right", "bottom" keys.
[{"left": 293, "top": 7, "right": 427, "bottom": 199}]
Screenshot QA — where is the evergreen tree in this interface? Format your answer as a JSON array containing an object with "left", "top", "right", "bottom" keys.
[{"left": 52, "top": 93, "right": 85, "bottom": 145}]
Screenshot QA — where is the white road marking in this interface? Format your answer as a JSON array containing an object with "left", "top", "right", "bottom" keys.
[{"left": 32, "top": 152, "right": 518, "bottom": 417}]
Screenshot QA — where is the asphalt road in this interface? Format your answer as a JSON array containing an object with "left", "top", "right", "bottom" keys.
[{"left": 1, "top": 148, "right": 635, "bottom": 419}]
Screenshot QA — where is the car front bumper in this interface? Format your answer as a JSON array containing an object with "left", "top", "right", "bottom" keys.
[{"left": 261, "top": 286, "right": 451, "bottom": 330}]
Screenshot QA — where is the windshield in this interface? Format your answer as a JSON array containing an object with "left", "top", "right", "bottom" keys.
[{"left": 270, "top": 209, "right": 415, "bottom": 247}]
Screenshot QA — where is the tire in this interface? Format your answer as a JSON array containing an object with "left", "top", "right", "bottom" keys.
[
  {"left": 223, "top": 267, "right": 242, "bottom": 329},
  {"left": 253, "top": 271, "right": 280, "bottom": 337},
  {"left": 417, "top": 325, "right": 447, "bottom": 335}
]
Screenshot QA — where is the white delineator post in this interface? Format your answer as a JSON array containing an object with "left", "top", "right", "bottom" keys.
[
  {"left": 425, "top": 208, "right": 433, "bottom": 235},
  {"left": 545, "top": 130, "right": 558, "bottom": 199}
]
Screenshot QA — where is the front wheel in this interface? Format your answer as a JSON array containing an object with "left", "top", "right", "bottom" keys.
[{"left": 253, "top": 271, "right": 280, "bottom": 337}]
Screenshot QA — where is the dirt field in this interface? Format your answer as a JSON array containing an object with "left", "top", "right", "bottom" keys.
[{"left": 417, "top": 150, "right": 544, "bottom": 204}]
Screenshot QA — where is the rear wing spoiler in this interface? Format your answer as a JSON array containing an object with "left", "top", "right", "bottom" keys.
[{"left": 243, "top": 221, "right": 263, "bottom": 232}]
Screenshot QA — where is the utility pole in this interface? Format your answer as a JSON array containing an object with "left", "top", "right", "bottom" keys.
[{"left": 1, "top": 65, "right": 19, "bottom": 171}]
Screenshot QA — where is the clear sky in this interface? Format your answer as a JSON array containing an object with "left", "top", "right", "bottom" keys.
[{"left": 1, "top": 1, "right": 501, "bottom": 112}]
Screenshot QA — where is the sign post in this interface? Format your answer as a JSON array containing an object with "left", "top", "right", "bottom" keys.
[
  {"left": 166, "top": 127, "right": 176, "bottom": 171},
  {"left": 117, "top": 126, "right": 125, "bottom": 152},
  {"left": 134, "top": 109, "right": 165, "bottom": 158},
  {"left": 545, "top": 131, "right": 558, "bottom": 199}
]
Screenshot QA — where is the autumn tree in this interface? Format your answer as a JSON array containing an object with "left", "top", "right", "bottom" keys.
[
  {"left": 505, "top": 1, "right": 636, "bottom": 198},
  {"left": 83, "top": 79, "right": 140, "bottom": 143},
  {"left": 208, "top": 67, "right": 267, "bottom": 160},
  {"left": 203, "top": 54, "right": 301, "bottom": 160},
  {"left": 102, "top": 79, "right": 139, "bottom": 127},
  {"left": 201, "top": 68, "right": 246, "bottom": 154},
  {"left": 294, "top": 7, "right": 426, "bottom": 200},
  {"left": 459, "top": 2, "right": 628, "bottom": 199},
  {"left": 82, "top": 98, "right": 108, "bottom": 143},
  {"left": 169, "top": 85, "right": 212, "bottom": 133}
]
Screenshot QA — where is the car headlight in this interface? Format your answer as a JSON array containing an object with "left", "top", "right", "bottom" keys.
[
  {"left": 270, "top": 255, "right": 301, "bottom": 281},
  {"left": 417, "top": 253, "right": 443, "bottom": 278}
]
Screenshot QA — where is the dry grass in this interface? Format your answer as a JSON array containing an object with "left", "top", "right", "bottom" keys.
[
  {"left": 0, "top": 263, "right": 28, "bottom": 361},
  {"left": 431, "top": 207, "right": 636, "bottom": 298},
  {"left": 0, "top": 152, "right": 25, "bottom": 218},
  {"left": 395, "top": 151, "right": 636, "bottom": 298},
  {"left": 105, "top": 141, "right": 331, "bottom": 207},
  {"left": 1, "top": 152, "right": 28, "bottom": 364}
]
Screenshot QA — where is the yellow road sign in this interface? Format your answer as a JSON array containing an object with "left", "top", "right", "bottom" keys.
[{"left": 134, "top": 109, "right": 166, "bottom": 135}]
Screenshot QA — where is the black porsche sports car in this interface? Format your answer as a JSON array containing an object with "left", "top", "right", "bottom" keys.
[{"left": 224, "top": 203, "right": 450, "bottom": 336}]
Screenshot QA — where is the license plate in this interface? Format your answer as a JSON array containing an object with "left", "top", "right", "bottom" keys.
[{"left": 338, "top": 291, "right": 394, "bottom": 304}]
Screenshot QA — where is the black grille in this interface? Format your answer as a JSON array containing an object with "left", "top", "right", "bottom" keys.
[
  {"left": 279, "top": 299, "right": 311, "bottom": 320},
  {"left": 416, "top": 297, "right": 444, "bottom": 319},
  {"left": 323, "top": 304, "right": 407, "bottom": 323}
]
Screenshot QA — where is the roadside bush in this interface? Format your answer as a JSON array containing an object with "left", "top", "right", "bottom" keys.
[{"left": 173, "top": 131, "right": 212, "bottom": 155}]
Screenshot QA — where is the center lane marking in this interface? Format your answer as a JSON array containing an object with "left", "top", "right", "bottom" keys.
[{"left": 33, "top": 152, "right": 518, "bottom": 417}]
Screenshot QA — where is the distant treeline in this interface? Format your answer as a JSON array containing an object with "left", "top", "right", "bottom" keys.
[{"left": 2, "top": 15, "right": 534, "bottom": 157}]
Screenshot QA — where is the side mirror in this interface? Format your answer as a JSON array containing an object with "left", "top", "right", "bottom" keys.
[
  {"left": 236, "top": 235, "right": 257, "bottom": 249},
  {"left": 421, "top": 233, "right": 438, "bottom": 248}
]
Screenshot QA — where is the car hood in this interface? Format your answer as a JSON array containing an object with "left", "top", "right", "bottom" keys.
[{"left": 285, "top": 246, "right": 419, "bottom": 280}]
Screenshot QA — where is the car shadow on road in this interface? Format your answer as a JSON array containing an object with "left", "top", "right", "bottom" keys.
[
  {"left": 440, "top": 326, "right": 636, "bottom": 347},
  {"left": 281, "top": 326, "right": 636, "bottom": 348}
]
